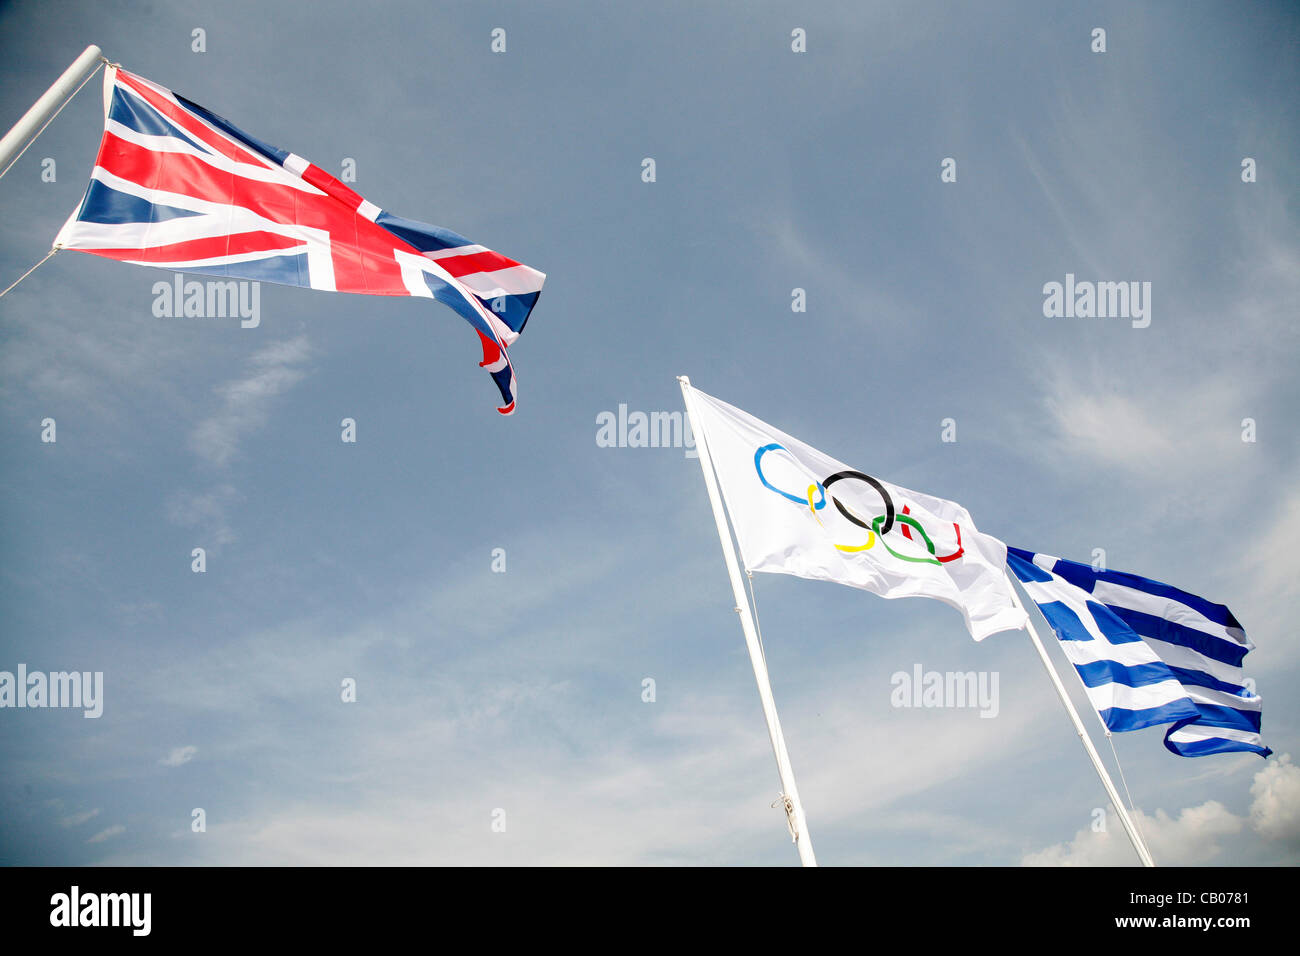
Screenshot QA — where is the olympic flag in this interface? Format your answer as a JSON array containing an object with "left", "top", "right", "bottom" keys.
[{"left": 684, "top": 384, "right": 1027, "bottom": 641}]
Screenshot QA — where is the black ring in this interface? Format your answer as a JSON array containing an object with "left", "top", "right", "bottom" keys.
[{"left": 822, "top": 470, "right": 894, "bottom": 535}]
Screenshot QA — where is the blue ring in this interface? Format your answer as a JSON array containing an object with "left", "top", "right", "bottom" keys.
[{"left": 755, "top": 443, "right": 825, "bottom": 509}]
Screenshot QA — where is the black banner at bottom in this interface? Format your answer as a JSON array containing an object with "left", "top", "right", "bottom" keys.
[{"left": 0, "top": 865, "right": 1279, "bottom": 942}]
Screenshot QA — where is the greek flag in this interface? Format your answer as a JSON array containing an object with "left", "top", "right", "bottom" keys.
[{"left": 1006, "top": 548, "right": 1270, "bottom": 758}]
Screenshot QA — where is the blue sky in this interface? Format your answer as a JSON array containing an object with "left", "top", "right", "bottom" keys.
[{"left": 1, "top": 0, "right": 1297, "bottom": 865}]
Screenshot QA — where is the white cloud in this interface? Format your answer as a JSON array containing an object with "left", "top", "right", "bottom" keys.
[
  {"left": 164, "top": 336, "right": 310, "bottom": 548},
  {"left": 1234, "top": 489, "right": 1300, "bottom": 664},
  {"left": 165, "top": 484, "right": 239, "bottom": 547},
  {"left": 58, "top": 808, "right": 100, "bottom": 828},
  {"left": 86, "top": 824, "right": 126, "bottom": 844},
  {"left": 159, "top": 745, "right": 198, "bottom": 768},
  {"left": 99, "top": 622, "right": 1061, "bottom": 866},
  {"left": 1023, "top": 755, "right": 1299, "bottom": 865},
  {"left": 1248, "top": 753, "right": 1300, "bottom": 846},
  {"left": 1024, "top": 801, "right": 1243, "bottom": 867},
  {"left": 758, "top": 216, "right": 923, "bottom": 345},
  {"left": 108, "top": 696, "right": 1045, "bottom": 867},
  {"left": 0, "top": 269, "right": 194, "bottom": 424},
  {"left": 1039, "top": 369, "right": 1247, "bottom": 485},
  {"left": 189, "top": 335, "right": 311, "bottom": 467}
]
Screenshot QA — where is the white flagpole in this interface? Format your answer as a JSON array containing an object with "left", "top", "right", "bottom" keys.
[
  {"left": 0, "top": 45, "right": 103, "bottom": 177},
  {"left": 1034, "top": 588, "right": 1156, "bottom": 864},
  {"left": 1005, "top": 572, "right": 1155, "bottom": 867},
  {"left": 678, "top": 376, "right": 817, "bottom": 867}
]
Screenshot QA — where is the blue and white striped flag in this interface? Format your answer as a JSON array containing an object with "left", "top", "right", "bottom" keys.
[{"left": 1006, "top": 548, "right": 1270, "bottom": 759}]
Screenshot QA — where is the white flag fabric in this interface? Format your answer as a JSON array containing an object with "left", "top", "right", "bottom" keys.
[{"left": 686, "top": 385, "right": 1026, "bottom": 640}]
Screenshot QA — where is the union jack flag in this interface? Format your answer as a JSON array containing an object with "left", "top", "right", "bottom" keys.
[{"left": 54, "top": 66, "right": 544, "bottom": 414}]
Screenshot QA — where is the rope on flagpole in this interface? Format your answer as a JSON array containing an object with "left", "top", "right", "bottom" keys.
[
  {"left": 1005, "top": 569, "right": 1155, "bottom": 866},
  {"left": 0, "top": 248, "right": 58, "bottom": 299},
  {"left": 0, "top": 59, "right": 103, "bottom": 181},
  {"left": 1030, "top": 588, "right": 1158, "bottom": 860},
  {"left": 1106, "top": 731, "right": 1154, "bottom": 862},
  {"left": 746, "top": 570, "right": 770, "bottom": 670},
  {"left": 1037, "top": 586, "right": 1157, "bottom": 862}
]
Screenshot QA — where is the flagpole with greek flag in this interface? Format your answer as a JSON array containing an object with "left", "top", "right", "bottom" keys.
[
  {"left": 678, "top": 375, "right": 817, "bottom": 866},
  {"left": 1004, "top": 572, "right": 1156, "bottom": 866},
  {"left": 679, "top": 378, "right": 1157, "bottom": 866}
]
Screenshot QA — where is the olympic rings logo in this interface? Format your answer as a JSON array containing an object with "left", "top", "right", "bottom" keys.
[{"left": 753, "top": 443, "right": 965, "bottom": 565}]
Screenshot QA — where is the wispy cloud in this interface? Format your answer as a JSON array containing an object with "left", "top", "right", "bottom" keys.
[
  {"left": 86, "top": 824, "right": 126, "bottom": 844},
  {"left": 159, "top": 746, "right": 198, "bottom": 768},
  {"left": 58, "top": 808, "right": 100, "bottom": 828},
  {"left": 189, "top": 336, "right": 312, "bottom": 467},
  {"left": 165, "top": 484, "right": 240, "bottom": 548},
  {"left": 1038, "top": 367, "right": 1247, "bottom": 484},
  {"left": 163, "top": 335, "right": 310, "bottom": 548}
]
